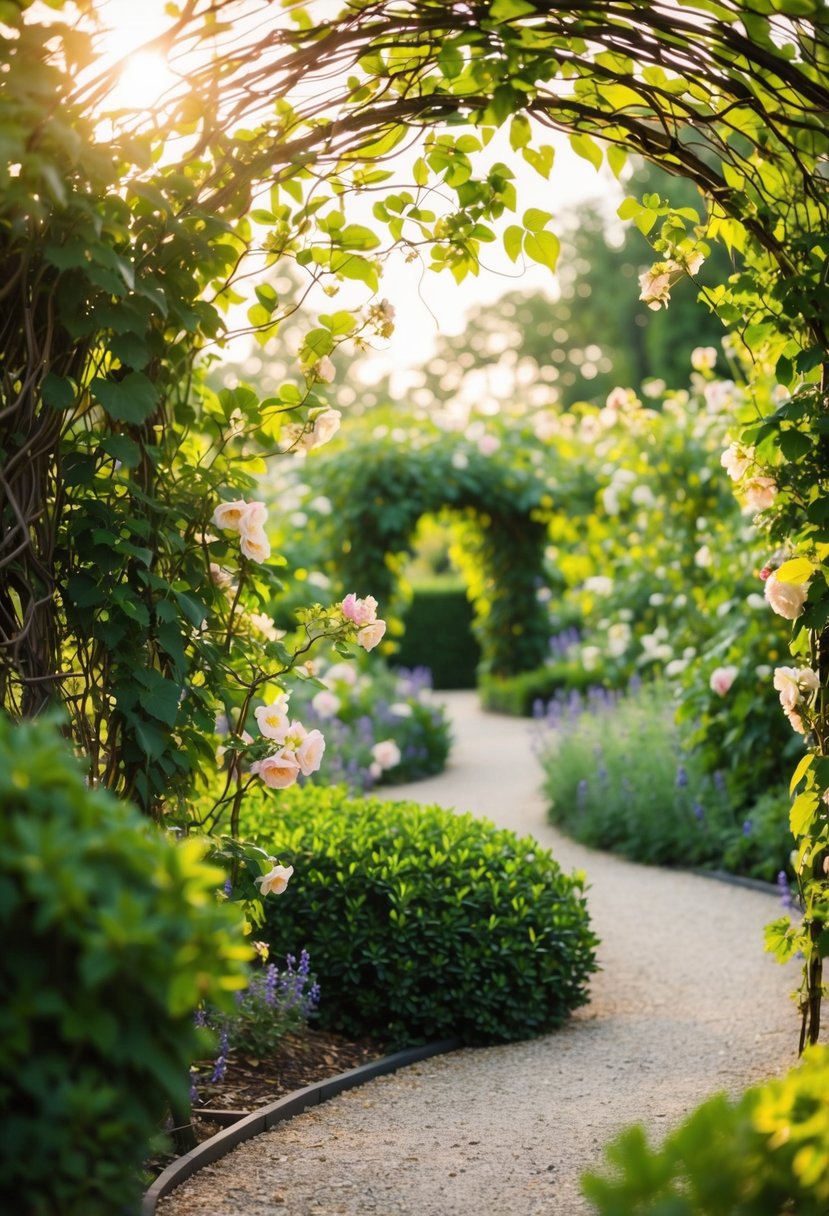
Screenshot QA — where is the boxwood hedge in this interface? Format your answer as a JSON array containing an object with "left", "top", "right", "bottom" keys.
[{"left": 242, "top": 785, "right": 598, "bottom": 1049}]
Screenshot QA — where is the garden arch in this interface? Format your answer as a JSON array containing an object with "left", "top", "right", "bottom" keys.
[{"left": 314, "top": 431, "right": 593, "bottom": 679}]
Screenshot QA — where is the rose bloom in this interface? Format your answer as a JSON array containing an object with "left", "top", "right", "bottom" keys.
[
  {"left": 209, "top": 562, "right": 233, "bottom": 589},
  {"left": 720, "top": 443, "right": 752, "bottom": 481},
  {"left": 295, "top": 728, "right": 326, "bottom": 776},
  {"left": 341, "top": 593, "right": 379, "bottom": 626},
  {"left": 255, "top": 863, "right": 294, "bottom": 896},
  {"left": 605, "top": 387, "right": 630, "bottom": 410},
  {"left": 785, "top": 708, "right": 807, "bottom": 735},
  {"left": 638, "top": 267, "right": 673, "bottom": 310},
  {"left": 239, "top": 528, "right": 271, "bottom": 563},
  {"left": 371, "top": 739, "right": 402, "bottom": 771},
  {"left": 255, "top": 697, "right": 291, "bottom": 739},
  {"left": 691, "top": 346, "right": 718, "bottom": 372},
  {"left": 315, "top": 355, "right": 336, "bottom": 383},
  {"left": 237, "top": 500, "right": 267, "bottom": 537},
  {"left": 212, "top": 499, "right": 251, "bottom": 532},
  {"left": 311, "top": 689, "right": 340, "bottom": 719},
  {"left": 308, "top": 408, "right": 341, "bottom": 449},
  {"left": 257, "top": 749, "right": 301, "bottom": 789},
  {"left": 743, "top": 476, "right": 777, "bottom": 511},
  {"left": 477, "top": 434, "right": 500, "bottom": 456},
  {"left": 357, "top": 620, "right": 386, "bottom": 651},
  {"left": 764, "top": 573, "right": 809, "bottom": 621},
  {"left": 709, "top": 666, "right": 738, "bottom": 696},
  {"left": 773, "top": 666, "right": 803, "bottom": 711}
]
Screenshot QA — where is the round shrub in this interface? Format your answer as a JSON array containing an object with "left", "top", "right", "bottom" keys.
[
  {"left": 241, "top": 784, "right": 598, "bottom": 1049},
  {"left": 0, "top": 714, "right": 250, "bottom": 1216}
]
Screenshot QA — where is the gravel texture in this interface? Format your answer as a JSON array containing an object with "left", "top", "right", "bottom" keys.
[{"left": 158, "top": 692, "right": 799, "bottom": 1216}]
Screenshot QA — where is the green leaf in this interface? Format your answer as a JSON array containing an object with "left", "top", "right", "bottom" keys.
[
  {"left": 98, "top": 435, "right": 141, "bottom": 468},
  {"left": 776, "top": 558, "right": 815, "bottom": 584},
  {"left": 522, "top": 207, "right": 553, "bottom": 232},
  {"left": 790, "top": 790, "right": 819, "bottom": 837},
  {"left": 509, "top": 115, "right": 531, "bottom": 151},
  {"left": 91, "top": 373, "right": 158, "bottom": 425},
  {"left": 523, "top": 229, "right": 560, "bottom": 272},
  {"left": 42, "top": 374, "right": 75, "bottom": 410},
  {"left": 569, "top": 132, "right": 603, "bottom": 170},
  {"left": 790, "top": 753, "right": 814, "bottom": 795},
  {"left": 503, "top": 226, "right": 524, "bottom": 262},
  {"left": 490, "top": 0, "right": 536, "bottom": 18},
  {"left": 134, "top": 668, "right": 182, "bottom": 727}
]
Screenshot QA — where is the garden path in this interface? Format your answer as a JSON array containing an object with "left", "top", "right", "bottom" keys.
[{"left": 159, "top": 691, "right": 798, "bottom": 1216}]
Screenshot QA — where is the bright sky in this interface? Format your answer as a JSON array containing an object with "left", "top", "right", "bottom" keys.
[{"left": 88, "top": 0, "right": 621, "bottom": 372}]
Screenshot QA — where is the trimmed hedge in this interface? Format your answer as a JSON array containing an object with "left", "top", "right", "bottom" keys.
[
  {"left": 394, "top": 580, "right": 481, "bottom": 689},
  {"left": 0, "top": 715, "right": 249, "bottom": 1215},
  {"left": 479, "top": 661, "right": 603, "bottom": 716},
  {"left": 241, "top": 784, "right": 598, "bottom": 1049}
]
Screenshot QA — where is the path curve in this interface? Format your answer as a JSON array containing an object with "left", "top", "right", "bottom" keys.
[{"left": 159, "top": 692, "right": 798, "bottom": 1216}]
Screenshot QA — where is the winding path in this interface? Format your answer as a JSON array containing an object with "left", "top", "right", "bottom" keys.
[{"left": 159, "top": 692, "right": 798, "bottom": 1215}]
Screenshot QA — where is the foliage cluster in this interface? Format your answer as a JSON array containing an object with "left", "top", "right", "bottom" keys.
[
  {"left": 583, "top": 1045, "right": 829, "bottom": 1216},
  {"left": 241, "top": 784, "right": 598, "bottom": 1049},
  {"left": 537, "top": 683, "right": 791, "bottom": 882},
  {"left": 297, "top": 413, "right": 595, "bottom": 677},
  {"left": 0, "top": 714, "right": 250, "bottom": 1214},
  {"left": 285, "top": 657, "right": 452, "bottom": 791},
  {"left": 203, "top": 947, "right": 320, "bottom": 1063}
]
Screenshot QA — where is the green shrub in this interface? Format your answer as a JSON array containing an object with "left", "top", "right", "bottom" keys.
[
  {"left": 582, "top": 1045, "right": 829, "bottom": 1215},
  {"left": 720, "top": 785, "right": 793, "bottom": 884},
  {"left": 479, "top": 660, "right": 603, "bottom": 716},
  {"left": 0, "top": 715, "right": 250, "bottom": 1215},
  {"left": 394, "top": 580, "right": 481, "bottom": 689},
  {"left": 241, "top": 784, "right": 598, "bottom": 1049}
]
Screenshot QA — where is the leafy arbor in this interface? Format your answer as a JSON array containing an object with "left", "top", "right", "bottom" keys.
[{"left": 1, "top": 0, "right": 828, "bottom": 1038}]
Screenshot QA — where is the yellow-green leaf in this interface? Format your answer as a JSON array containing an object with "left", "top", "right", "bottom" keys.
[
  {"left": 790, "top": 753, "right": 814, "bottom": 795},
  {"left": 790, "top": 790, "right": 819, "bottom": 837},
  {"left": 776, "top": 558, "right": 815, "bottom": 584},
  {"left": 523, "top": 229, "right": 560, "bottom": 272}
]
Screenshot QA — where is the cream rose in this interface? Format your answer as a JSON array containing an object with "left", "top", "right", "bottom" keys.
[
  {"left": 255, "top": 863, "right": 294, "bottom": 896},
  {"left": 357, "top": 620, "right": 386, "bottom": 651},
  {"left": 764, "top": 574, "right": 809, "bottom": 621},
  {"left": 295, "top": 728, "right": 326, "bottom": 776},
  {"left": 257, "top": 750, "right": 301, "bottom": 789}
]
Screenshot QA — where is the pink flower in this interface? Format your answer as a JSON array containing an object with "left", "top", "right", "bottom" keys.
[
  {"left": 691, "top": 346, "right": 717, "bottom": 372},
  {"left": 773, "top": 666, "right": 803, "bottom": 712},
  {"left": 785, "top": 709, "right": 807, "bottom": 735},
  {"left": 311, "top": 689, "right": 340, "bottom": 718},
  {"left": 315, "top": 356, "right": 336, "bottom": 384},
  {"left": 341, "top": 594, "right": 379, "bottom": 627},
  {"left": 743, "top": 476, "right": 777, "bottom": 511},
  {"left": 257, "top": 750, "right": 301, "bottom": 789},
  {"left": 238, "top": 501, "right": 267, "bottom": 537},
  {"left": 240, "top": 528, "right": 271, "bottom": 562},
  {"left": 605, "top": 387, "right": 630, "bottom": 410},
  {"left": 308, "top": 408, "right": 341, "bottom": 449},
  {"left": 295, "top": 728, "right": 326, "bottom": 776},
  {"left": 212, "top": 499, "right": 251, "bottom": 531},
  {"left": 764, "top": 574, "right": 808, "bottom": 621},
  {"left": 709, "top": 666, "right": 738, "bottom": 696},
  {"left": 638, "top": 267, "right": 673, "bottom": 310},
  {"left": 357, "top": 620, "right": 386, "bottom": 651},
  {"left": 720, "top": 443, "right": 752, "bottom": 481},
  {"left": 255, "top": 863, "right": 294, "bottom": 896},
  {"left": 371, "top": 739, "right": 401, "bottom": 770},
  {"left": 477, "top": 435, "right": 500, "bottom": 456}
]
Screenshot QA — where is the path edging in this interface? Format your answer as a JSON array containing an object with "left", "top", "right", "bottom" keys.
[{"left": 142, "top": 1038, "right": 462, "bottom": 1214}]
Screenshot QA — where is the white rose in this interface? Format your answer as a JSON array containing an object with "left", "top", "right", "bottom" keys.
[
  {"left": 709, "top": 666, "right": 738, "bottom": 696},
  {"left": 311, "top": 690, "right": 340, "bottom": 719},
  {"left": 743, "top": 477, "right": 777, "bottom": 511},
  {"left": 295, "top": 728, "right": 326, "bottom": 776},
  {"left": 357, "top": 620, "right": 386, "bottom": 651},
  {"left": 257, "top": 750, "right": 300, "bottom": 789}
]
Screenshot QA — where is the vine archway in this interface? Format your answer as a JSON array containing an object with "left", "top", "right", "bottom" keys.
[{"left": 313, "top": 430, "right": 594, "bottom": 679}]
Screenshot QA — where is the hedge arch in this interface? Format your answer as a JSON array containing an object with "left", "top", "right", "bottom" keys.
[{"left": 312, "top": 431, "right": 594, "bottom": 679}]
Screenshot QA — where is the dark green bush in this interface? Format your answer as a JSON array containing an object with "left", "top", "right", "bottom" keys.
[
  {"left": 241, "top": 784, "right": 598, "bottom": 1049},
  {"left": 394, "top": 580, "right": 481, "bottom": 689},
  {"left": 582, "top": 1045, "right": 829, "bottom": 1214},
  {"left": 0, "top": 715, "right": 250, "bottom": 1215},
  {"left": 479, "top": 660, "right": 603, "bottom": 716}
]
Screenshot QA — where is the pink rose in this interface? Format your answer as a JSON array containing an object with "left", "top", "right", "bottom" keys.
[
  {"left": 295, "top": 728, "right": 326, "bottom": 776},
  {"left": 255, "top": 863, "right": 294, "bottom": 896},
  {"left": 743, "top": 476, "right": 777, "bottom": 511},
  {"left": 371, "top": 739, "right": 401, "bottom": 770},
  {"left": 239, "top": 528, "right": 271, "bottom": 563},
  {"left": 709, "top": 666, "right": 738, "bottom": 696},
  {"left": 720, "top": 443, "right": 752, "bottom": 481},
  {"left": 773, "top": 666, "right": 802, "bottom": 711},
  {"left": 341, "top": 593, "right": 379, "bottom": 626},
  {"left": 212, "top": 499, "right": 251, "bottom": 532},
  {"left": 257, "top": 750, "right": 300, "bottom": 789},
  {"left": 311, "top": 689, "right": 340, "bottom": 719},
  {"left": 764, "top": 574, "right": 808, "bottom": 621},
  {"left": 357, "top": 620, "right": 386, "bottom": 651}
]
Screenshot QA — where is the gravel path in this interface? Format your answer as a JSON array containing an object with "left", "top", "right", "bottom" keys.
[{"left": 159, "top": 692, "right": 799, "bottom": 1215}]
